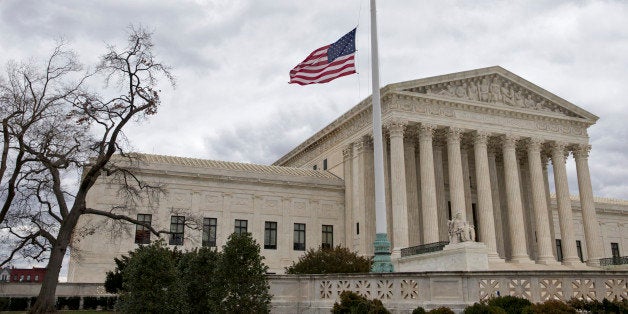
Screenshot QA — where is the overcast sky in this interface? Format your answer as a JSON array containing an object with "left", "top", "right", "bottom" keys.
[{"left": 1, "top": 0, "right": 627, "bottom": 202}]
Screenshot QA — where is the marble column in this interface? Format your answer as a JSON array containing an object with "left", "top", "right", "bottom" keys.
[
  {"left": 343, "top": 146, "right": 354, "bottom": 248},
  {"left": 526, "top": 138, "right": 556, "bottom": 264},
  {"left": 404, "top": 132, "right": 421, "bottom": 246},
  {"left": 461, "top": 147, "right": 474, "bottom": 225},
  {"left": 502, "top": 135, "right": 533, "bottom": 263},
  {"left": 488, "top": 150, "right": 505, "bottom": 258},
  {"left": 473, "top": 131, "right": 499, "bottom": 258},
  {"left": 419, "top": 124, "right": 439, "bottom": 243},
  {"left": 542, "top": 156, "right": 557, "bottom": 258},
  {"left": 388, "top": 121, "right": 409, "bottom": 255},
  {"left": 434, "top": 142, "right": 449, "bottom": 241},
  {"left": 551, "top": 142, "right": 580, "bottom": 265},
  {"left": 573, "top": 144, "right": 604, "bottom": 266},
  {"left": 447, "top": 127, "right": 467, "bottom": 220},
  {"left": 351, "top": 141, "right": 365, "bottom": 253}
]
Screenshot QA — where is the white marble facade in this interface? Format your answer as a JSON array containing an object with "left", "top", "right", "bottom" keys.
[{"left": 68, "top": 67, "right": 628, "bottom": 283}]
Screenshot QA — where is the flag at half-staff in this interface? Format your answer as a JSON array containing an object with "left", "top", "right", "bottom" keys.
[{"left": 289, "top": 28, "right": 356, "bottom": 85}]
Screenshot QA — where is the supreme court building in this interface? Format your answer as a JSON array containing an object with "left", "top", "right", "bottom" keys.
[{"left": 68, "top": 66, "right": 628, "bottom": 282}]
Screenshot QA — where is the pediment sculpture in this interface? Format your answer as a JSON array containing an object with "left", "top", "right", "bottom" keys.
[
  {"left": 448, "top": 211, "right": 476, "bottom": 244},
  {"left": 408, "top": 74, "right": 580, "bottom": 118}
]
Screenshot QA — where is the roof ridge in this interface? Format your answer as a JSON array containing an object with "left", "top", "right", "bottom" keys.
[
  {"left": 124, "top": 153, "right": 341, "bottom": 180},
  {"left": 548, "top": 193, "right": 628, "bottom": 206}
]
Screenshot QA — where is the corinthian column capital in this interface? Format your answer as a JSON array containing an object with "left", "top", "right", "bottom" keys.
[
  {"left": 502, "top": 134, "right": 519, "bottom": 150},
  {"left": 573, "top": 144, "right": 591, "bottom": 160},
  {"left": 473, "top": 130, "right": 490, "bottom": 146},
  {"left": 419, "top": 123, "right": 436, "bottom": 140},
  {"left": 343, "top": 145, "right": 353, "bottom": 160},
  {"left": 550, "top": 141, "right": 569, "bottom": 162},
  {"left": 385, "top": 119, "right": 407, "bottom": 137},
  {"left": 446, "top": 127, "right": 464, "bottom": 144},
  {"left": 526, "top": 137, "right": 544, "bottom": 152}
]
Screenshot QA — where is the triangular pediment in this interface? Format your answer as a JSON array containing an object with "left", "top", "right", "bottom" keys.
[{"left": 390, "top": 66, "right": 597, "bottom": 122}]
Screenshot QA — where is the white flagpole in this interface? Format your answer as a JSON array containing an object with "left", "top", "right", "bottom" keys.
[{"left": 369, "top": 0, "right": 393, "bottom": 272}]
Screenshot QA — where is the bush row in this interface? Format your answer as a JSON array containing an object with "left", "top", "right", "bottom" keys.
[
  {"left": 0, "top": 296, "right": 117, "bottom": 311},
  {"left": 332, "top": 293, "right": 628, "bottom": 314}
]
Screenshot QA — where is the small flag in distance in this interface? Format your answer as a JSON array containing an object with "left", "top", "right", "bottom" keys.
[{"left": 289, "top": 28, "right": 357, "bottom": 85}]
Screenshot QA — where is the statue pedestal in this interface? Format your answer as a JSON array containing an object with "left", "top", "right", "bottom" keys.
[{"left": 397, "top": 242, "right": 489, "bottom": 272}]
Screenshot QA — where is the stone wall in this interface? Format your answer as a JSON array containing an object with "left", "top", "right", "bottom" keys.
[{"left": 3, "top": 271, "right": 626, "bottom": 313}]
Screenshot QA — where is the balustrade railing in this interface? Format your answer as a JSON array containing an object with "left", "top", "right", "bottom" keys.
[
  {"left": 400, "top": 241, "right": 449, "bottom": 257},
  {"left": 599, "top": 256, "right": 628, "bottom": 266}
]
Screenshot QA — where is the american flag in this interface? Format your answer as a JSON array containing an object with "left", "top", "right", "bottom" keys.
[{"left": 289, "top": 28, "right": 356, "bottom": 85}]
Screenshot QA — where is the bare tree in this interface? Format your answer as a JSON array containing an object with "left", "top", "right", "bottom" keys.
[{"left": 0, "top": 26, "right": 176, "bottom": 313}]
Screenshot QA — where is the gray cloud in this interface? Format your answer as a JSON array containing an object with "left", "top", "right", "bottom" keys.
[{"left": 1, "top": 0, "right": 626, "bottom": 202}]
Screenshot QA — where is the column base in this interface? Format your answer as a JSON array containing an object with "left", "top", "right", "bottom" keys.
[
  {"left": 561, "top": 258, "right": 585, "bottom": 267},
  {"left": 509, "top": 255, "right": 535, "bottom": 264},
  {"left": 535, "top": 257, "right": 561, "bottom": 266},
  {"left": 488, "top": 253, "right": 505, "bottom": 263},
  {"left": 371, "top": 233, "right": 394, "bottom": 273}
]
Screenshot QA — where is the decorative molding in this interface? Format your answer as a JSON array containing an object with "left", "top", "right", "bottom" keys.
[
  {"left": 502, "top": 134, "right": 519, "bottom": 150},
  {"left": 447, "top": 127, "right": 464, "bottom": 144},
  {"left": 573, "top": 144, "right": 591, "bottom": 159}
]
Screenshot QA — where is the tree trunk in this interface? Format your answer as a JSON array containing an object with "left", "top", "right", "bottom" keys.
[{"left": 29, "top": 211, "right": 81, "bottom": 313}]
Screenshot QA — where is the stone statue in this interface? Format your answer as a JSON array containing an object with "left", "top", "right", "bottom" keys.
[
  {"left": 489, "top": 78, "right": 502, "bottom": 103},
  {"left": 468, "top": 81, "right": 479, "bottom": 101},
  {"left": 455, "top": 83, "right": 468, "bottom": 98},
  {"left": 438, "top": 84, "right": 456, "bottom": 97},
  {"left": 479, "top": 77, "right": 490, "bottom": 102},
  {"left": 514, "top": 90, "right": 525, "bottom": 108},
  {"left": 448, "top": 211, "right": 476, "bottom": 244}
]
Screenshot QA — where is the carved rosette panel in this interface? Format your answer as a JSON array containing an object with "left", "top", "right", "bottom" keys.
[
  {"left": 96, "top": 286, "right": 106, "bottom": 295},
  {"left": 336, "top": 280, "right": 351, "bottom": 296},
  {"left": 540, "top": 279, "right": 564, "bottom": 301},
  {"left": 509, "top": 279, "right": 531, "bottom": 299},
  {"left": 572, "top": 279, "right": 596, "bottom": 301},
  {"left": 376, "top": 280, "right": 394, "bottom": 300},
  {"left": 411, "top": 74, "right": 580, "bottom": 118},
  {"left": 479, "top": 279, "right": 500, "bottom": 301},
  {"left": 400, "top": 279, "right": 419, "bottom": 300},
  {"left": 605, "top": 279, "right": 628, "bottom": 300},
  {"left": 320, "top": 280, "right": 333, "bottom": 299},
  {"left": 354, "top": 280, "right": 372, "bottom": 298}
]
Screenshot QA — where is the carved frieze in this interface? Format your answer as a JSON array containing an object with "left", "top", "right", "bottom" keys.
[{"left": 409, "top": 74, "right": 581, "bottom": 118}]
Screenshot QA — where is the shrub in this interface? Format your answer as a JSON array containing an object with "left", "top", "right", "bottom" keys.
[
  {"left": 83, "top": 296, "right": 99, "bottom": 310},
  {"left": 427, "top": 307, "right": 455, "bottom": 314},
  {"left": 412, "top": 306, "right": 427, "bottom": 314},
  {"left": 285, "top": 245, "right": 372, "bottom": 274},
  {"left": 117, "top": 240, "right": 188, "bottom": 313},
  {"left": 178, "top": 246, "right": 221, "bottom": 312},
  {"left": 0, "top": 297, "right": 9, "bottom": 311},
  {"left": 522, "top": 299, "right": 576, "bottom": 313},
  {"left": 100, "top": 296, "right": 117, "bottom": 310},
  {"left": 487, "top": 296, "right": 532, "bottom": 314},
  {"left": 8, "top": 297, "right": 29, "bottom": 311},
  {"left": 568, "top": 297, "right": 628, "bottom": 313},
  {"left": 332, "top": 291, "right": 390, "bottom": 314},
  {"left": 216, "top": 232, "right": 272, "bottom": 313},
  {"left": 464, "top": 302, "right": 507, "bottom": 314},
  {"left": 56, "top": 296, "right": 80, "bottom": 310}
]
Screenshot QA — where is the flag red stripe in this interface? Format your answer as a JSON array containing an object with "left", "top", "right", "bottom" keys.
[
  {"left": 290, "top": 54, "right": 354, "bottom": 75},
  {"left": 289, "top": 65, "right": 356, "bottom": 85},
  {"left": 290, "top": 68, "right": 356, "bottom": 85},
  {"left": 290, "top": 58, "right": 355, "bottom": 81}
]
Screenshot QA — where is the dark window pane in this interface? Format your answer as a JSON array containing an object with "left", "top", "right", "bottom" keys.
[
  {"left": 556, "top": 239, "right": 563, "bottom": 262},
  {"left": 135, "top": 214, "right": 152, "bottom": 244},
  {"left": 203, "top": 218, "right": 217, "bottom": 247},
  {"left": 294, "top": 223, "right": 306, "bottom": 251},
  {"left": 169, "top": 215, "right": 185, "bottom": 245},
  {"left": 322, "top": 225, "right": 333, "bottom": 249},
  {"left": 235, "top": 219, "right": 248, "bottom": 235},
  {"left": 264, "top": 221, "right": 277, "bottom": 249}
]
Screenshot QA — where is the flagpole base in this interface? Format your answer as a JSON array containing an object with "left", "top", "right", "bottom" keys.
[{"left": 371, "top": 233, "right": 394, "bottom": 273}]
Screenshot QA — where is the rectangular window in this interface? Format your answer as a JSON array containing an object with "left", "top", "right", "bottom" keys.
[
  {"left": 169, "top": 215, "right": 185, "bottom": 245},
  {"left": 556, "top": 239, "right": 563, "bottom": 262},
  {"left": 294, "top": 223, "right": 306, "bottom": 251},
  {"left": 134, "top": 214, "right": 152, "bottom": 244},
  {"left": 356, "top": 222, "right": 360, "bottom": 235},
  {"left": 576, "top": 240, "right": 583, "bottom": 262},
  {"left": 264, "top": 221, "right": 277, "bottom": 249},
  {"left": 611, "top": 242, "right": 620, "bottom": 258},
  {"left": 313, "top": 165, "right": 317, "bottom": 170},
  {"left": 323, "top": 158, "right": 328, "bottom": 170},
  {"left": 34, "top": 275, "right": 38, "bottom": 282},
  {"left": 202, "top": 218, "right": 217, "bottom": 247},
  {"left": 26, "top": 275, "right": 31, "bottom": 282},
  {"left": 235, "top": 219, "right": 248, "bottom": 235},
  {"left": 322, "top": 225, "right": 333, "bottom": 249}
]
